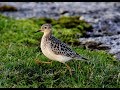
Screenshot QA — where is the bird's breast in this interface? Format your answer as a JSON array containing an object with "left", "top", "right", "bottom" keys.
[
  {"left": 40, "top": 37, "right": 57, "bottom": 60},
  {"left": 40, "top": 37, "right": 71, "bottom": 63}
]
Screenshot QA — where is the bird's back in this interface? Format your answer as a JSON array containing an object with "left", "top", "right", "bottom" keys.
[{"left": 48, "top": 35, "right": 85, "bottom": 60}]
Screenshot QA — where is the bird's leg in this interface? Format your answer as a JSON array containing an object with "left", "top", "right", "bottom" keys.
[
  {"left": 62, "top": 63, "right": 72, "bottom": 76},
  {"left": 35, "top": 59, "right": 53, "bottom": 65}
]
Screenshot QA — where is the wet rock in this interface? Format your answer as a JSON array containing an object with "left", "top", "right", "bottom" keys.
[
  {"left": 80, "top": 40, "right": 110, "bottom": 51},
  {"left": 80, "top": 34, "right": 120, "bottom": 60},
  {"left": 91, "top": 16, "right": 120, "bottom": 36},
  {"left": 60, "top": 10, "right": 69, "bottom": 16}
]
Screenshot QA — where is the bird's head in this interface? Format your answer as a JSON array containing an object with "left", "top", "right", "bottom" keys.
[{"left": 37, "top": 24, "right": 52, "bottom": 35}]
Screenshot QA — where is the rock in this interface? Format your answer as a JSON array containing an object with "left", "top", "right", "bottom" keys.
[
  {"left": 79, "top": 16, "right": 84, "bottom": 20},
  {"left": 80, "top": 34, "right": 120, "bottom": 60},
  {"left": 80, "top": 39, "right": 110, "bottom": 51},
  {"left": 91, "top": 16, "right": 120, "bottom": 36}
]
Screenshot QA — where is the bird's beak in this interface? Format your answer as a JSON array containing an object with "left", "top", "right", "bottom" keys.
[{"left": 34, "top": 29, "right": 42, "bottom": 33}]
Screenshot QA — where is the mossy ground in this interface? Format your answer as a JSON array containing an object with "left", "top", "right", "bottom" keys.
[{"left": 0, "top": 14, "right": 120, "bottom": 88}]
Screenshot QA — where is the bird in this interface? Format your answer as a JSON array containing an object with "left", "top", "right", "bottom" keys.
[{"left": 35, "top": 23, "right": 87, "bottom": 75}]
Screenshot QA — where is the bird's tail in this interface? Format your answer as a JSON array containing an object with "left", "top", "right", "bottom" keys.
[
  {"left": 75, "top": 55, "right": 88, "bottom": 61},
  {"left": 81, "top": 56, "right": 88, "bottom": 60}
]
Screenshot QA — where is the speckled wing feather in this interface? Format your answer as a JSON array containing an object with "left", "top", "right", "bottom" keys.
[{"left": 49, "top": 35, "right": 86, "bottom": 60}]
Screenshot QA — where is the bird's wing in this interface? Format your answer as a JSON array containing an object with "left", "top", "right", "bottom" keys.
[{"left": 50, "top": 36, "right": 81, "bottom": 58}]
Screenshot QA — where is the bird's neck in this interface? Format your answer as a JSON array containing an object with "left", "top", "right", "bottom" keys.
[{"left": 43, "top": 31, "right": 52, "bottom": 39}]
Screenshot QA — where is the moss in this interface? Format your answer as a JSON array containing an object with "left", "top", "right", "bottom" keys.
[
  {"left": 58, "top": 16, "right": 81, "bottom": 28},
  {"left": 0, "top": 14, "right": 93, "bottom": 46},
  {"left": 29, "top": 17, "right": 57, "bottom": 26}
]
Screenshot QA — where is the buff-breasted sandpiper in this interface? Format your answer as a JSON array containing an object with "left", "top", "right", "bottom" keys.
[{"left": 36, "top": 23, "right": 87, "bottom": 75}]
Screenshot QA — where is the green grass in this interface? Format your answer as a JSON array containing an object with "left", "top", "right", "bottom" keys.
[{"left": 0, "top": 14, "right": 120, "bottom": 88}]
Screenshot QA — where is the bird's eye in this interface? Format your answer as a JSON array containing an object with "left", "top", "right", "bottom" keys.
[{"left": 44, "top": 26, "right": 47, "bottom": 29}]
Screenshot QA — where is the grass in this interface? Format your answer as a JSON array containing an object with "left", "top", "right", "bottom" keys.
[{"left": 0, "top": 14, "right": 120, "bottom": 88}]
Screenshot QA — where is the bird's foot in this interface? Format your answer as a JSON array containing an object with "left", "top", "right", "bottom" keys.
[{"left": 62, "top": 63, "right": 73, "bottom": 76}]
